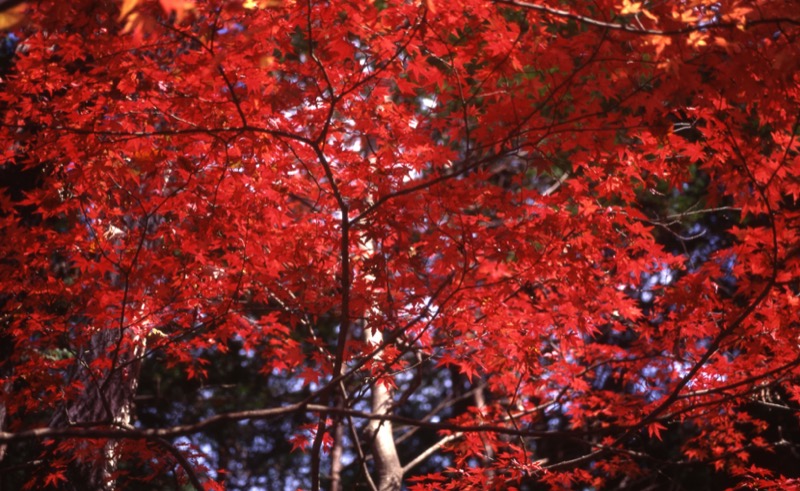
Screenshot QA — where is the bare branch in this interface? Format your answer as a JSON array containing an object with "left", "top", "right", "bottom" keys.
[{"left": 402, "top": 433, "right": 462, "bottom": 474}]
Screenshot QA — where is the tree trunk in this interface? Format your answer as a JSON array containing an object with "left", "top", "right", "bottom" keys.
[
  {"left": 474, "top": 384, "right": 496, "bottom": 483},
  {"left": 49, "top": 328, "right": 144, "bottom": 491},
  {"left": 330, "top": 417, "right": 344, "bottom": 491},
  {"left": 0, "top": 387, "right": 7, "bottom": 491},
  {"left": 365, "top": 328, "right": 403, "bottom": 491}
]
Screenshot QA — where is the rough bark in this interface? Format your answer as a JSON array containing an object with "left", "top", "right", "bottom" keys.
[{"left": 49, "top": 328, "right": 144, "bottom": 491}]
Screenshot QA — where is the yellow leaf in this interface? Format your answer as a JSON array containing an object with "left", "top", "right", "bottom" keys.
[
  {"left": 649, "top": 35, "right": 671, "bottom": 58},
  {"left": 737, "top": 19, "right": 747, "bottom": 31},
  {"left": 641, "top": 9, "right": 658, "bottom": 22},
  {"left": 159, "top": 0, "right": 194, "bottom": 21},
  {"left": 680, "top": 10, "right": 699, "bottom": 23},
  {"left": 243, "top": 0, "right": 283, "bottom": 9},
  {"left": 120, "top": 11, "right": 147, "bottom": 38},
  {"left": 687, "top": 31, "right": 707, "bottom": 47},
  {"left": 0, "top": 2, "right": 27, "bottom": 30},
  {"left": 620, "top": 0, "right": 642, "bottom": 15},
  {"left": 119, "top": 0, "right": 139, "bottom": 20}
]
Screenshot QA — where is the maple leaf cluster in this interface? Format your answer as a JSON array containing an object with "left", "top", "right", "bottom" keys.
[{"left": 0, "top": 0, "right": 798, "bottom": 489}]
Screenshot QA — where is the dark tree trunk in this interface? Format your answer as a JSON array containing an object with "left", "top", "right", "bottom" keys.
[{"left": 49, "top": 329, "right": 144, "bottom": 491}]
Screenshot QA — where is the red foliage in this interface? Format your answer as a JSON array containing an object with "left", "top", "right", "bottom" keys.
[{"left": 0, "top": 0, "right": 799, "bottom": 489}]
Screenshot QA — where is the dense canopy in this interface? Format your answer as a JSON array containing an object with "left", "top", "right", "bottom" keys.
[{"left": 0, "top": 0, "right": 799, "bottom": 489}]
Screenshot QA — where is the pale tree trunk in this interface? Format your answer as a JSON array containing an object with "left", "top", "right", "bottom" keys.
[
  {"left": 49, "top": 328, "right": 144, "bottom": 491},
  {"left": 0, "top": 382, "right": 7, "bottom": 463},
  {"left": 365, "top": 328, "right": 403, "bottom": 491},
  {"left": 0, "top": 329, "right": 11, "bottom": 468},
  {"left": 474, "top": 384, "right": 496, "bottom": 483},
  {"left": 358, "top": 231, "right": 403, "bottom": 491},
  {"left": 330, "top": 415, "right": 345, "bottom": 491}
]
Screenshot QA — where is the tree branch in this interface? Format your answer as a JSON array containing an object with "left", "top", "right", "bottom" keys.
[
  {"left": 153, "top": 437, "right": 206, "bottom": 491},
  {"left": 495, "top": 0, "right": 800, "bottom": 35},
  {"left": 402, "top": 433, "right": 461, "bottom": 474},
  {"left": 0, "top": 402, "right": 583, "bottom": 446}
]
